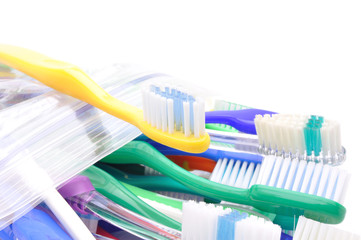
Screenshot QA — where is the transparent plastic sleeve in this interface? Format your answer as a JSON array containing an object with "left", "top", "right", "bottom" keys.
[{"left": 0, "top": 64, "right": 203, "bottom": 230}]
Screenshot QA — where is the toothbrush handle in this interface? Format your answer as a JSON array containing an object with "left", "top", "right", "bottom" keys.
[
  {"left": 205, "top": 109, "right": 276, "bottom": 134},
  {"left": 0, "top": 44, "right": 140, "bottom": 124},
  {"left": 43, "top": 188, "right": 96, "bottom": 240}
]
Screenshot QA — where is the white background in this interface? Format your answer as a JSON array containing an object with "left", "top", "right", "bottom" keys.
[{"left": 2, "top": 0, "right": 361, "bottom": 236}]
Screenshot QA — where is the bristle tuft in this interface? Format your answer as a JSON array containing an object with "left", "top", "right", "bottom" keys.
[
  {"left": 255, "top": 114, "right": 344, "bottom": 164},
  {"left": 142, "top": 84, "right": 205, "bottom": 137}
]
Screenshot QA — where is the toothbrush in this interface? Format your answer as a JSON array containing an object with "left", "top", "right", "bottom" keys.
[
  {"left": 254, "top": 114, "right": 344, "bottom": 163},
  {"left": 100, "top": 140, "right": 347, "bottom": 228},
  {"left": 58, "top": 175, "right": 182, "bottom": 240},
  {"left": 146, "top": 139, "right": 263, "bottom": 164},
  {"left": 205, "top": 108, "right": 276, "bottom": 134},
  {"left": 205, "top": 100, "right": 345, "bottom": 164},
  {"left": 0, "top": 44, "right": 210, "bottom": 153},
  {"left": 293, "top": 216, "right": 360, "bottom": 240},
  {"left": 210, "top": 154, "right": 350, "bottom": 205},
  {"left": 182, "top": 200, "right": 282, "bottom": 240}
]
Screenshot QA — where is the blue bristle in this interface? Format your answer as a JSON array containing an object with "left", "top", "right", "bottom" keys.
[{"left": 217, "top": 211, "right": 247, "bottom": 240}]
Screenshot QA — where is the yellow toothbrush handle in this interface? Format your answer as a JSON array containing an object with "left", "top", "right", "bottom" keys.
[
  {"left": 0, "top": 44, "right": 210, "bottom": 153},
  {"left": 0, "top": 44, "right": 140, "bottom": 124}
]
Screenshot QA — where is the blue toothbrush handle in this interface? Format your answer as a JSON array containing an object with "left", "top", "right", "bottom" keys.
[
  {"left": 205, "top": 108, "right": 276, "bottom": 134},
  {"left": 281, "top": 232, "right": 293, "bottom": 240},
  {"left": 148, "top": 140, "right": 263, "bottom": 164}
]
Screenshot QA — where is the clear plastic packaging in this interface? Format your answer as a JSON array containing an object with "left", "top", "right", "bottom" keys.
[{"left": 0, "top": 64, "right": 187, "bottom": 230}]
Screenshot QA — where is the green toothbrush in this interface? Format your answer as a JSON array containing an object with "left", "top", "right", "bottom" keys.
[{"left": 100, "top": 140, "right": 346, "bottom": 229}]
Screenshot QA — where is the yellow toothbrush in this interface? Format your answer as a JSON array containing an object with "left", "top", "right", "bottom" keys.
[{"left": 0, "top": 44, "right": 210, "bottom": 153}]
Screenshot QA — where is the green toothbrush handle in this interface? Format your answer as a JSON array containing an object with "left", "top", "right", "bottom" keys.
[
  {"left": 101, "top": 141, "right": 254, "bottom": 204},
  {"left": 249, "top": 185, "right": 346, "bottom": 224},
  {"left": 96, "top": 163, "right": 204, "bottom": 196},
  {"left": 101, "top": 141, "right": 346, "bottom": 225},
  {"left": 80, "top": 166, "right": 181, "bottom": 230}
]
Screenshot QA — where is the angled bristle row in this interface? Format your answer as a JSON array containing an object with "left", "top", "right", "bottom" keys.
[
  {"left": 293, "top": 216, "right": 360, "bottom": 240},
  {"left": 142, "top": 84, "right": 205, "bottom": 137},
  {"left": 210, "top": 158, "right": 261, "bottom": 189},
  {"left": 254, "top": 114, "right": 343, "bottom": 162},
  {"left": 182, "top": 201, "right": 281, "bottom": 240},
  {"left": 257, "top": 156, "right": 350, "bottom": 204},
  {"left": 210, "top": 156, "right": 350, "bottom": 204}
]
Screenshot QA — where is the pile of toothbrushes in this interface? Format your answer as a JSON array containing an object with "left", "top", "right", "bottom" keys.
[{"left": 0, "top": 45, "right": 360, "bottom": 240}]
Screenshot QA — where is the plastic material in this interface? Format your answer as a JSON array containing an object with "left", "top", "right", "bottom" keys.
[
  {"left": 147, "top": 140, "right": 263, "bottom": 164},
  {"left": 81, "top": 165, "right": 182, "bottom": 231},
  {"left": 97, "top": 163, "right": 204, "bottom": 197},
  {"left": 205, "top": 108, "right": 276, "bottom": 134},
  {"left": 100, "top": 141, "right": 346, "bottom": 228},
  {"left": 0, "top": 44, "right": 210, "bottom": 153},
  {"left": 59, "top": 175, "right": 181, "bottom": 240},
  {"left": 11, "top": 208, "right": 72, "bottom": 240},
  {"left": 0, "top": 64, "right": 169, "bottom": 229}
]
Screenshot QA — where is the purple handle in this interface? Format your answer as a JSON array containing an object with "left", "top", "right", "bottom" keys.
[
  {"left": 205, "top": 108, "right": 276, "bottom": 134},
  {"left": 58, "top": 175, "right": 95, "bottom": 215}
]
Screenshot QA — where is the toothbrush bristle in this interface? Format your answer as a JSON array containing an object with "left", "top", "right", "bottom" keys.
[
  {"left": 293, "top": 216, "right": 360, "bottom": 240},
  {"left": 182, "top": 201, "right": 281, "bottom": 240},
  {"left": 210, "top": 155, "right": 350, "bottom": 204},
  {"left": 142, "top": 84, "right": 205, "bottom": 137},
  {"left": 254, "top": 114, "right": 344, "bottom": 163}
]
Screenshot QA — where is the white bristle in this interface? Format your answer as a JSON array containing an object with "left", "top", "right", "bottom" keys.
[
  {"left": 276, "top": 157, "right": 291, "bottom": 188},
  {"left": 241, "top": 162, "right": 255, "bottom": 188},
  {"left": 210, "top": 154, "right": 350, "bottom": 204},
  {"left": 260, "top": 156, "right": 276, "bottom": 185},
  {"left": 182, "top": 201, "right": 231, "bottom": 240},
  {"left": 234, "top": 161, "right": 248, "bottom": 187},
  {"left": 333, "top": 170, "right": 350, "bottom": 204},
  {"left": 143, "top": 85, "right": 205, "bottom": 137},
  {"left": 161, "top": 97, "right": 167, "bottom": 132},
  {"left": 226, "top": 159, "right": 241, "bottom": 186},
  {"left": 198, "top": 98, "right": 206, "bottom": 136},
  {"left": 167, "top": 98, "right": 174, "bottom": 134},
  {"left": 183, "top": 101, "right": 190, "bottom": 137},
  {"left": 291, "top": 160, "right": 307, "bottom": 192},
  {"left": 268, "top": 156, "right": 283, "bottom": 187},
  {"left": 155, "top": 95, "right": 162, "bottom": 129},
  {"left": 284, "top": 159, "right": 299, "bottom": 190},
  {"left": 308, "top": 163, "right": 323, "bottom": 195},
  {"left": 209, "top": 159, "right": 222, "bottom": 182},
  {"left": 316, "top": 165, "right": 330, "bottom": 197},
  {"left": 325, "top": 167, "right": 339, "bottom": 199},
  {"left": 193, "top": 101, "right": 200, "bottom": 138},
  {"left": 234, "top": 215, "right": 281, "bottom": 240},
  {"left": 293, "top": 216, "right": 360, "bottom": 240},
  {"left": 248, "top": 163, "right": 261, "bottom": 187},
  {"left": 254, "top": 115, "right": 264, "bottom": 146},
  {"left": 300, "top": 161, "right": 316, "bottom": 193},
  {"left": 220, "top": 159, "right": 234, "bottom": 184}
]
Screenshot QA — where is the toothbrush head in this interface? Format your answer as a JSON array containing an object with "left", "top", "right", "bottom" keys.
[
  {"left": 254, "top": 114, "right": 345, "bottom": 164},
  {"left": 140, "top": 84, "right": 210, "bottom": 153}
]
